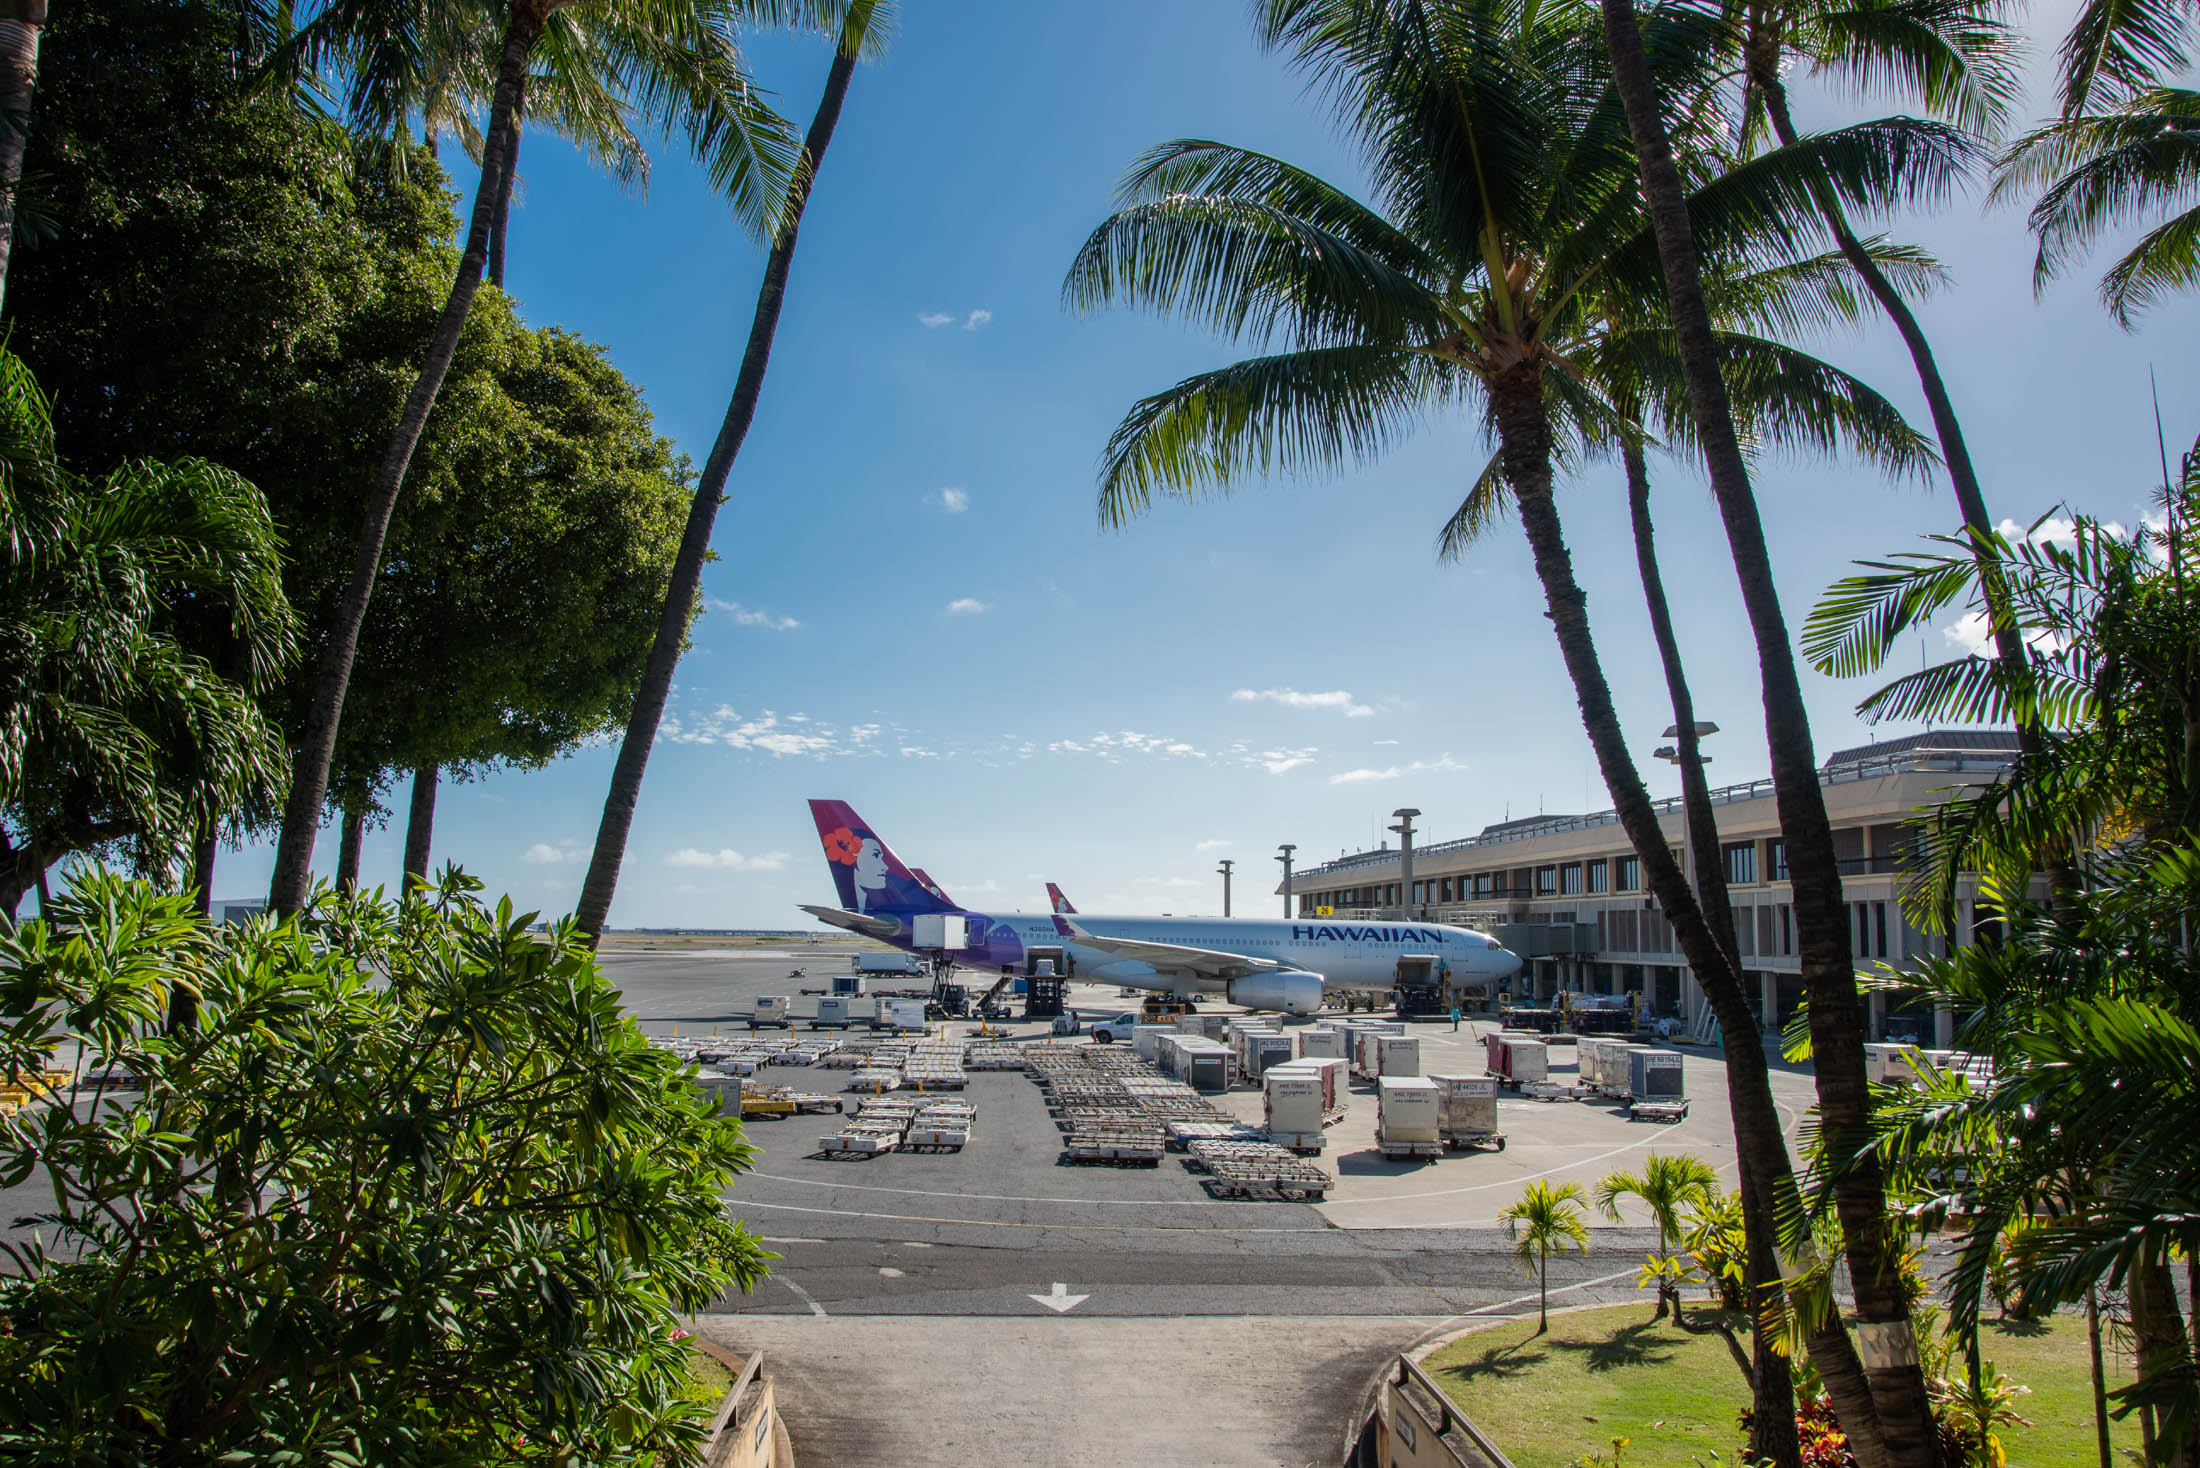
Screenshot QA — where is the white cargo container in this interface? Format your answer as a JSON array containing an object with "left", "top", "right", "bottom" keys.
[
  {"left": 1264, "top": 1071, "right": 1327, "bottom": 1152},
  {"left": 1295, "top": 1027, "right": 1347, "bottom": 1060},
  {"left": 879, "top": 998, "right": 928, "bottom": 1033},
  {"left": 1376, "top": 1034, "right": 1422, "bottom": 1078},
  {"left": 812, "top": 996, "right": 854, "bottom": 1028},
  {"left": 1863, "top": 1041, "right": 1922, "bottom": 1085},
  {"left": 1376, "top": 1076, "right": 1442, "bottom": 1159},
  {"left": 1578, "top": 1037, "right": 1625, "bottom": 1089},
  {"left": 1428, "top": 1074, "right": 1502, "bottom": 1148},
  {"left": 855, "top": 951, "right": 923, "bottom": 974},
  {"left": 748, "top": 995, "right": 792, "bottom": 1029},
  {"left": 912, "top": 913, "right": 968, "bottom": 949},
  {"left": 1133, "top": 1024, "right": 1176, "bottom": 1061},
  {"left": 1269, "top": 1056, "right": 1343, "bottom": 1112},
  {"left": 1486, "top": 1036, "right": 1548, "bottom": 1086}
]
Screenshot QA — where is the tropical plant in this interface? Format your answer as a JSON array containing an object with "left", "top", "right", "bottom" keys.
[
  {"left": 575, "top": 0, "right": 895, "bottom": 939},
  {"left": 0, "top": 347, "right": 295, "bottom": 921},
  {"left": 0, "top": 0, "right": 44, "bottom": 311},
  {"left": 1994, "top": 87, "right": 2200, "bottom": 327},
  {"left": 1598, "top": 0, "right": 1943, "bottom": 1458},
  {"left": 1069, "top": 1, "right": 1953, "bottom": 1459},
  {"left": 267, "top": 0, "right": 814, "bottom": 915},
  {"left": 1501, "top": 1179, "right": 1592, "bottom": 1333},
  {"left": 1599, "top": 1153, "right": 1724, "bottom": 1319},
  {"left": 0, "top": 868, "right": 772, "bottom": 1463}
]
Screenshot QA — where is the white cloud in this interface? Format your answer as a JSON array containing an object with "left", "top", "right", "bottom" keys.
[
  {"left": 663, "top": 848, "right": 790, "bottom": 870},
  {"left": 946, "top": 597, "right": 988, "bottom": 615},
  {"left": 918, "top": 311, "right": 954, "bottom": 328},
  {"left": 1328, "top": 754, "right": 1466, "bottom": 786},
  {"left": 928, "top": 487, "right": 970, "bottom": 514},
  {"left": 523, "top": 843, "right": 567, "bottom": 865},
  {"left": 1373, "top": 739, "right": 1400, "bottom": 746},
  {"left": 1260, "top": 754, "right": 1316, "bottom": 775},
  {"left": 707, "top": 598, "right": 799, "bottom": 631},
  {"left": 1195, "top": 839, "right": 1233, "bottom": 852},
  {"left": 1232, "top": 687, "right": 1374, "bottom": 718},
  {"left": 661, "top": 705, "right": 845, "bottom": 757},
  {"left": 964, "top": 309, "right": 992, "bottom": 330}
]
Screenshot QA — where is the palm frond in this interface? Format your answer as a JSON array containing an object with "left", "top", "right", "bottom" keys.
[{"left": 1436, "top": 449, "right": 1510, "bottom": 562}]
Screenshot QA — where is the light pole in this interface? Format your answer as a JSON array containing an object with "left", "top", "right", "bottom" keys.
[
  {"left": 1277, "top": 843, "right": 1296, "bottom": 920},
  {"left": 1217, "top": 859, "right": 1234, "bottom": 917},
  {"left": 1389, "top": 808, "right": 1420, "bottom": 920}
]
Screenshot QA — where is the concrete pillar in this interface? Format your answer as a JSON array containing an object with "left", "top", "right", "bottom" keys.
[
  {"left": 1934, "top": 1000, "right": 1955, "bottom": 1050},
  {"left": 1867, "top": 990, "right": 1886, "bottom": 1042},
  {"left": 1759, "top": 971, "right": 1779, "bottom": 1038}
]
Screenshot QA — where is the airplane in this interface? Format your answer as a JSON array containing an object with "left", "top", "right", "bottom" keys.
[
  {"left": 911, "top": 868, "right": 956, "bottom": 907},
  {"left": 800, "top": 798, "right": 1523, "bottom": 1016},
  {"left": 1046, "top": 882, "right": 1077, "bottom": 915}
]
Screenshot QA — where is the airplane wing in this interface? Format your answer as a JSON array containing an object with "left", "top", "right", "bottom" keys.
[
  {"left": 1051, "top": 914, "right": 1281, "bottom": 981},
  {"left": 802, "top": 904, "right": 901, "bottom": 941}
]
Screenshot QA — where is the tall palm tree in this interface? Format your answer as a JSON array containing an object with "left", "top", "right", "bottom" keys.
[
  {"left": 1599, "top": 0, "right": 1940, "bottom": 1462},
  {"left": 0, "top": 0, "right": 42, "bottom": 312},
  {"left": 1501, "top": 1179, "right": 1592, "bottom": 1333},
  {"left": 267, "top": 0, "right": 810, "bottom": 914},
  {"left": 573, "top": 0, "right": 894, "bottom": 939},
  {"left": 1070, "top": 4, "right": 1950, "bottom": 1460}
]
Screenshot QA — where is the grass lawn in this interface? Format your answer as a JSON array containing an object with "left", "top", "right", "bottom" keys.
[
  {"left": 1420, "top": 1303, "right": 2138, "bottom": 1468},
  {"left": 680, "top": 1339, "right": 734, "bottom": 1409}
]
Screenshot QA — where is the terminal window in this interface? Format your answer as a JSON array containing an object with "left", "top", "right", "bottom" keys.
[
  {"left": 1535, "top": 865, "right": 1558, "bottom": 895},
  {"left": 1586, "top": 859, "right": 1608, "bottom": 893},
  {"left": 1724, "top": 842, "right": 1757, "bottom": 884},
  {"left": 1559, "top": 864, "right": 1583, "bottom": 894},
  {"left": 1767, "top": 838, "right": 1789, "bottom": 881},
  {"left": 1616, "top": 856, "right": 1641, "bottom": 891}
]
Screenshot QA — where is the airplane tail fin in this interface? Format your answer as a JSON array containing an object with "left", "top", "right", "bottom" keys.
[
  {"left": 911, "top": 868, "right": 957, "bottom": 907},
  {"left": 1046, "top": 882, "right": 1078, "bottom": 915},
  {"left": 809, "top": 799, "right": 955, "bottom": 917}
]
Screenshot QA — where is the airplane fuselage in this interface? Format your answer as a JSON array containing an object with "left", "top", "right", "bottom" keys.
[{"left": 870, "top": 911, "right": 1522, "bottom": 998}]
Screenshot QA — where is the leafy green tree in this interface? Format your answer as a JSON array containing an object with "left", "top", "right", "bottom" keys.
[
  {"left": 1598, "top": 1153, "right": 1723, "bottom": 1320},
  {"left": 1597, "top": 0, "right": 1944, "bottom": 1458},
  {"left": 1500, "top": 1179, "right": 1592, "bottom": 1333},
  {"left": 10, "top": 0, "right": 693, "bottom": 896},
  {"left": 0, "top": 346, "right": 295, "bottom": 920},
  {"left": 0, "top": 867, "right": 771, "bottom": 1464},
  {"left": 267, "top": 0, "right": 814, "bottom": 915},
  {"left": 576, "top": 0, "right": 896, "bottom": 939}
]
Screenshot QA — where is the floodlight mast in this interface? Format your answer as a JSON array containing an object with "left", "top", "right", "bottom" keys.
[
  {"left": 1277, "top": 844, "right": 1296, "bottom": 919},
  {"left": 1388, "top": 809, "right": 1420, "bottom": 919},
  {"left": 1217, "top": 859, "right": 1234, "bottom": 917}
]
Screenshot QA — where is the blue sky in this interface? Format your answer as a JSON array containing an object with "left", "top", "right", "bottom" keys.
[{"left": 208, "top": 0, "right": 2194, "bottom": 927}]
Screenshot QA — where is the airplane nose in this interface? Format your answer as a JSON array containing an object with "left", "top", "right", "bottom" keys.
[{"left": 1498, "top": 948, "right": 1524, "bottom": 979}]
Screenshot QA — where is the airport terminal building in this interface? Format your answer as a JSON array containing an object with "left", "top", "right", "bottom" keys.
[{"left": 1279, "top": 730, "right": 2024, "bottom": 1047}]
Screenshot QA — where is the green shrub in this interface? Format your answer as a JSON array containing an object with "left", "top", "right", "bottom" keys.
[{"left": 0, "top": 870, "right": 772, "bottom": 1465}]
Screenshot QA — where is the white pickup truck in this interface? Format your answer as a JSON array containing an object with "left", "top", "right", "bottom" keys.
[{"left": 1089, "top": 1011, "right": 1144, "bottom": 1045}]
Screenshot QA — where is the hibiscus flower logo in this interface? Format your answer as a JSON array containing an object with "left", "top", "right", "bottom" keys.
[{"left": 823, "top": 826, "right": 862, "bottom": 865}]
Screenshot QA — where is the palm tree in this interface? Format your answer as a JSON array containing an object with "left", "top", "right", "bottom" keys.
[
  {"left": 0, "top": 0, "right": 41, "bottom": 312},
  {"left": 0, "top": 346, "right": 296, "bottom": 921},
  {"left": 573, "top": 0, "right": 894, "bottom": 939},
  {"left": 1598, "top": 1153, "right": 1723, "bottom": 1319},
  {"left": 1071, "top": 3, "right": 1943, "bottom": 1460},
  {"left": 1994, "top": 88, "right": 2200, "bottom": 327},
  {"left": 1599, "top": 0, "right": 1941, "bottom": 1461},
  {"left": 1501, "top": 1179, "right": 1592, "bottom": 1333},
  {"left": 266, "top": 0, "right": 811, "bottom": 915}
]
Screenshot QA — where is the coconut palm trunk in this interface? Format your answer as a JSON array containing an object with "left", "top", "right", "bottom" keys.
[
  {"left": 404, "top": 763, "right": 438, "bottom": 884},
  {"left": 1747, "top": 42, "right": 2060, "bottom": 897},
  {"left": 489, "top": 87, "right": 524, "bottom": 290},
  {"left": 268, "top": 2, "right": 548, "bottom": 915},
  {"left": 337, "top": 807, "right": 364, "bottom": 894},
  {"left": 1498, "top": 367, "right": 1818, "bottom": 1467},
  {"left": 574, "top": 37, "right": 861, "bottom": 939},
  {"left": 1623, "top": 433, "right": 1803, "bottom": 1462},
  {"left": 1601, "top": 1, "right": 1940, "bottom": 1462},
  {"left": 0, "top": 0, "right": 44, "bottom": 313}
]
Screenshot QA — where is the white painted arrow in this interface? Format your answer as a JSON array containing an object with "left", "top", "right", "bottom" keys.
[{"left": 1029, "top": 1282, "right": 1089, "bottom": 1314}]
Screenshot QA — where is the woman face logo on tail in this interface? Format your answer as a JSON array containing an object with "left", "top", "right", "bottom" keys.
[{"left": 853, "top": 838, "right": 889, "bottom": 911}]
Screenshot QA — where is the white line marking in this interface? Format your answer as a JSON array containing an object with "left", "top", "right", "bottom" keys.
[
  {"left": 1456, "top": 1265, "right": 1644, "bottom": 1317},
  {"left": 746, "top": 1171, "right": 1245, "bottom": 1207},
  {"left": 758, "top": 1237, "right": 826, "bottom": 1245},
  {"left": 1321, "top": 1115, "right": 1706, "bottom": 1205},
  {"left": 729, "top": 1199, "right": 1332, "bottom": 1232},
  {"left": 1030, "top": 1282, "right": 1090, "bottom": 1313},
  {"left": 779, "top": 1276, "right": 828, "bottom": 1318}
]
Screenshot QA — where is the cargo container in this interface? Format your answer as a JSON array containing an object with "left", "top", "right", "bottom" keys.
[
  {"left": 829, "top": 974, "right": 869, "bottom": 996},
  {"left": 1295, "top": 1027, "right": 1347, "bottom": 1060},
  {"left": 1376, "top": 1076, "right": 1442, "bottom": 1159},
  {"left": 1486, "top": 1036, "right": 1548, "bottom": 1086},
  {"left": 811, "top": 996, "right": 854, "bottom": 1029},
  {"left": 1628, "top": 1048, "right": 1684, "bottom": 1100},
  {"left": 1578, "top": 1037, "right": 1626, "bottom": 1090},
  {"left": 1133, "top": 1024, "right": 1176, "bottom": 1061},
  {"left": 1266, "top": 1057, "right": 1343, "bottom": 1114},
  {"left": 855, "top": 952, "right": 924, "bottom": 975},
  {"left": 1264, "top": 1072, "right": 1327, "bottom": 1152},
  {"left": 876, "top": 998, "right": 928, "bottom": 1033},
  {"left": 1863, "top": 1041, "right": 1922, "bottom": 1085},
  {"left": 1247, "top": 1035, "right": 1296, "bottom": 1082},
  {"left": 1428, "top": 1074, "right": 1503, "bottom": 1149},
  {"left": 1376, "top": 1034, "right": 1422, "bottom": 1078},
  {"left": 747, "top": 995, "right": 792, "bottom": 1029}
]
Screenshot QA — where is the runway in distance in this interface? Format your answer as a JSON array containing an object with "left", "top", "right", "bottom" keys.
[{"left": 801, "top": 799, "right": 1524, "bottom": 1015}]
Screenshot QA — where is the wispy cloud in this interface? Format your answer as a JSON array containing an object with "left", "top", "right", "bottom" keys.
[
  {"left": 928, "top": 487, "right": 970, "bottom": 514},
  {"left": 661, "top": 706, "right": 845, "bottom": 757},
  {"left": 1195, "top": 839, "right": 1233, "bottom": 852},
  {"left": 1232, "top": 687, "right": 1374, "bottom": 718},
  {"left": 946, "top": 597, "right": 988, "bottom": 615},
  {"left": 1329, "top": 754, "right": 1465, "bottom": 786},
  {"left": 964, "top": 309, "right": 992, "bottom": 330},
  {"left": 523, "top": 842, "right": 568, "bottom": 865},
  {"left": 707, "top": 598, "right": 799, "bottom": 631},
  {"left": 663, "top": 848, "right": 790, "bottom": 871},
  {"left": 918, "top": 311, "right": 955, "bottom": 328}
]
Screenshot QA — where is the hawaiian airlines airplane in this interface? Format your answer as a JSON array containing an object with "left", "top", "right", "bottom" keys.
[
  {"left": 801, "top": 799, "right": 1523, "bottom": 1016},
  {"left": 1046, "top": 882, "right": 1077, "bottom": 915}
]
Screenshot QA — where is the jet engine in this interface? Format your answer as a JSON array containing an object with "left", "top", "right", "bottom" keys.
[{"left": 1227, "top": 970, "right": 1325, "bottom": 1016}]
